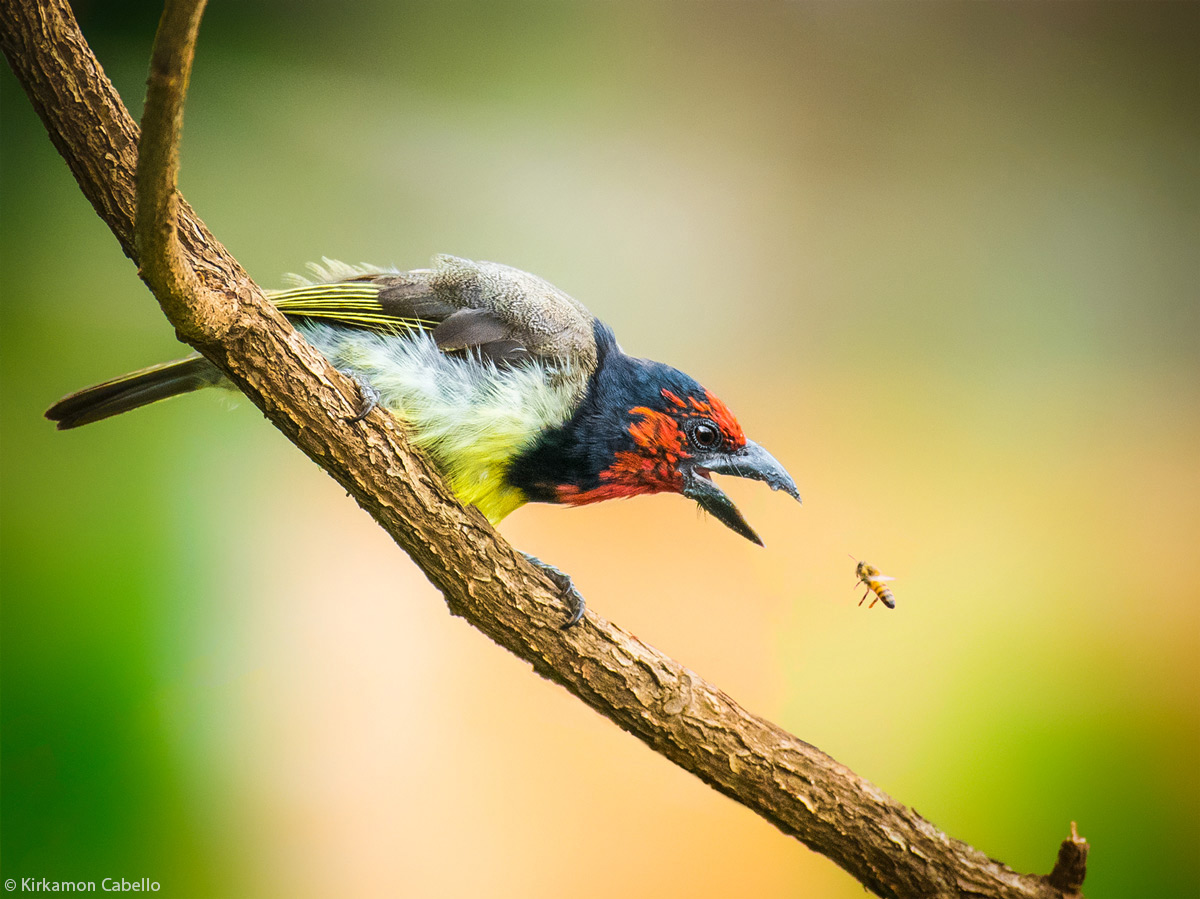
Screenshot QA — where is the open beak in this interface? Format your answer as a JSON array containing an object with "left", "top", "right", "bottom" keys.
[{"left": 681, "top": 440, "right": 801, "bottom": 546}]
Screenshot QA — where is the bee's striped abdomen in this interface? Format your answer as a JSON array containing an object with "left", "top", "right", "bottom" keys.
[
  {"left": 854, "top": 560, "right": 896, "bottom": 610},
  {"left": 866, "top": 580, "right": 895, "bottom": 609}
]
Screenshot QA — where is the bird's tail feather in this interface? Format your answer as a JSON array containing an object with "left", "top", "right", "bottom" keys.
[{"left": 45, "top": 355, "right": 223, "bottom": 430}]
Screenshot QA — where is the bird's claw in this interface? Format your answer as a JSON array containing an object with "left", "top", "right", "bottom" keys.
[
  {"left": 521, "top": 553, "right": 586, "bottom": 629},
  {"left": 344, "top": 376, "right": 380, "bottom": 424}
]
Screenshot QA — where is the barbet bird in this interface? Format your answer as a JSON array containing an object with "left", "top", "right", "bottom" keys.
[{"left": 46, "top": 256, "right": 801, "bottom": 625}]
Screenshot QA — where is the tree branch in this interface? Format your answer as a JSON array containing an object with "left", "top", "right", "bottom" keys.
[{"left": 0, "top": 2, "right": 1087, "bottom": 896}]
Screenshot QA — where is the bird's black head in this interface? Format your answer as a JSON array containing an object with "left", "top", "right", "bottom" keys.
[{"left": 507, "top": 323, "right": 800, "bottom": 544}]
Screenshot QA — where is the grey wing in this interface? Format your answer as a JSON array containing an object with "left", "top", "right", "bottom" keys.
[{"left": 375, "top": 255, "right": 598, "bottom": 373}]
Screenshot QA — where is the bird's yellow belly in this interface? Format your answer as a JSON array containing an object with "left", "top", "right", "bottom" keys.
[
  {"left": 411, "top": 426, "right": 532, "bottom": 524},
  {"left": 447, "top": 461, "right": 528, "bottom": 524}
]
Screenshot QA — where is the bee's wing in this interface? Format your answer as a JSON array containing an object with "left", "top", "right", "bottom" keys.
[{"left": 870, "top": 575, "right": 896, "bottom": 582}]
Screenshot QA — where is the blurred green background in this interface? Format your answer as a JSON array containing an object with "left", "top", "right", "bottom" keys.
[{"left": 3, "top": 2, "right": 1197, "bottom": 897}]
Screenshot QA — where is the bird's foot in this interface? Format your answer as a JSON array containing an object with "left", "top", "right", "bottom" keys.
[
  {"left": 521, "top": 553, "right": 586, "bottom": 629},
  {"left": 344, "top": 376, "right": 380, "bottom": 424}
]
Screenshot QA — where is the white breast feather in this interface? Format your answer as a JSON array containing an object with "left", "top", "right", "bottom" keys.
[{"left": 297, "top": 322, "right": 585, "bottom": 521}]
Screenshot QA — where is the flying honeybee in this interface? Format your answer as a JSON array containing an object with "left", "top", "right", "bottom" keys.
[{"left": 852, "top": 558, "right": 896, "bottom": 609}]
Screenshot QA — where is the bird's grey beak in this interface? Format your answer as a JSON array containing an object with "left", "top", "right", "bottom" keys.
[{"left": 682, "top": 440, "right": 801, "bottom": 546}]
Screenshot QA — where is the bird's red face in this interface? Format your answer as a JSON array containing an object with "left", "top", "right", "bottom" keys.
[
  {"left": 554, "top": 388, "right": 743, "bottom": 500},
  {"left": 505, "top": 340, "right": 800, "bottom": 544},
  {"left": 553, "top": 387, "right": 799, "bottom": 545}
]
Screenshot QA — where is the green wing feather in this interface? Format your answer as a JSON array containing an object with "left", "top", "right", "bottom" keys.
[{"left": 270, "top": 283, "right": 438, "bottom": 334}]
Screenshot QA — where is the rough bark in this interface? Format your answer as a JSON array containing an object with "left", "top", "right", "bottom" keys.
[{"left": 0, "top": 1, "right": 1088, "bottom": 896}]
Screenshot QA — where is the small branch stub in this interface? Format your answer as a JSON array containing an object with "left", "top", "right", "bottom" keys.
[{"left": 1046, "top": 821, "right": 1089, "bottom": 895}]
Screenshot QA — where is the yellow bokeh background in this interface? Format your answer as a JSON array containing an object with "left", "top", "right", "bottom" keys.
[{"left": 3, "top": 2, "right": 1197, "bottom": 897}]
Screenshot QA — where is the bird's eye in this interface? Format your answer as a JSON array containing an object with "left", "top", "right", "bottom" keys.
[{"left": 689, "top": 419, "right": 722, "bottom": 450}]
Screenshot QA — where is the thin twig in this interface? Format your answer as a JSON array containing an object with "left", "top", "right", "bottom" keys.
[{"left": 135, "top": 0, "right": 208, "bottom": 338}]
